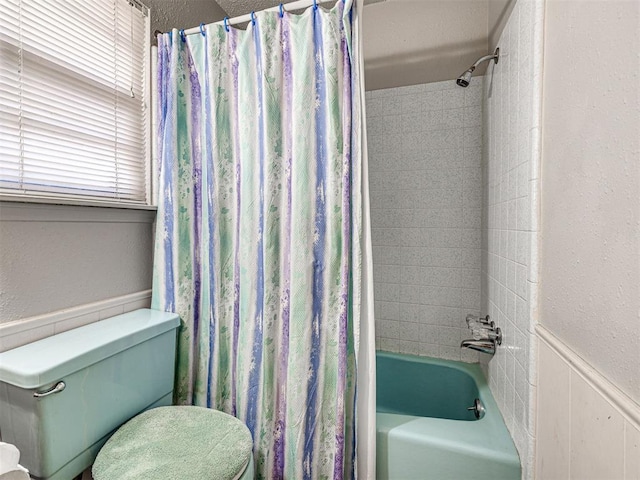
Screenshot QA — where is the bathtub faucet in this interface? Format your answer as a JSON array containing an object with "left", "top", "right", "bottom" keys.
[
  {"left": 461, "top": 314, "right": 502, "bottom": 355},
  {"left": 460, "top": 339, "right": 498, "bottom": 355}
]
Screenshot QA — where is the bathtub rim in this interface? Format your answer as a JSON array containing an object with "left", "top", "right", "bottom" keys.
[
  {"left": 376, "top": 350, "right": 508, "bottom": 428},
  {"left": 375, "top": 349, "right": 521, "bottom": 472},
  {"left": 376, "top": 350, "right": 490, "bottom": 392}
]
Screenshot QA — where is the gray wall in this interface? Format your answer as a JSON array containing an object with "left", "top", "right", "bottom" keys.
[
  {"left": 0, "top": 0, "right": 229, "bottom": 325},
  {"left": 0, "top": 203, "right": 154, "bottom": 323},
  {"left": 539, "top": 0, "right": 640, "bottom": 403}
]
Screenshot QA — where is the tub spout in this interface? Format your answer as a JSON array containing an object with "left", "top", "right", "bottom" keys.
[{"left": 460, "top": 339, "right": 496, "bottom": 355}]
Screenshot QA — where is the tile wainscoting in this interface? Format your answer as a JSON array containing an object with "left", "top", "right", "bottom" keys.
[
  {"left": 536, "top": 325, "right": 640, "bottom": 479},
  {"left": 0, "top": 290, "right": 152, "bottom": 353}
]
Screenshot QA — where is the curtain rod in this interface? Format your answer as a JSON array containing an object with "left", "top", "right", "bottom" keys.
[{"left": 170, "top": 0, "right": 338, "bottom": 37}]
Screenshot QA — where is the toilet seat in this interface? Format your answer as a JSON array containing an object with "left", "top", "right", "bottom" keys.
[{"left": 92, "top": 406, "right": 254, "bottom": 480}]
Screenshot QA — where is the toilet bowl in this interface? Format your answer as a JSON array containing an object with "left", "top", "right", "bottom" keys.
[{"left": 0, "top": 309, "right": 253, "bottom": 480}]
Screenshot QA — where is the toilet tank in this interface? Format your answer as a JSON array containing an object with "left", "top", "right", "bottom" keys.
[{"left": 0, "top": 309, "right": 180, "bottom": 480}]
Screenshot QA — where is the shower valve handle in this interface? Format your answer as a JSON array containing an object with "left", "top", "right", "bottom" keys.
[{"left": 466, "top": 314, "right": 494, "bottom": 329}]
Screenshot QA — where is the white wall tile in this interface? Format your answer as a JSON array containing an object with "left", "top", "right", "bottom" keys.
[
  {"left": 536, "top": 341, "right": 571, "bottom": 479},
  {"left": 373, "top": 282, "right": 400, "bottom": 302},
  {"left": 400, "top": 94, "right": 423, "bottom": 114},
  {"left": 382, "top": 96, "right": 401, "bottom": 116},
  {"left": 0, "top": 324, "right": 55, "bottom": 352},
  {"left": 464, "top": 106, "right": 483, "bottom": 127},
  {"left": 123, "top": 297, "right": 151, "bottom": 312},
  {"left": 60, "top": 302, "right": 145, "bottom": 336},
  {"left": 436, "top": 326, "right": 461, "bottom": 346},
  {"left": 398, "top": 322, "right": 420, "bottom": 342},
  {"left": 417, "top": 342, "right": 440, "bottom": 358},
  {"left": 373, "top": 264, "right": 401, "bottom": 284},
  {"left": 441, "top": 108, "right": 464, "bottom": 129},
  {"left": 53, "top": 311, "right": 100, "bottom": 335},
  {"left": 536, "top": 330, "right": 640, "bottom": 480},
  {"left": 379, "top": 337, "right": 399, "bottom": 353},
  {"left": 378, "top": 319, "right": 398, "bottom": 339},
  {"left": 438, "top": 345, "right": 461, "bottom": 361},
  {"left": 99, "top": 305, "right": 125, "bottom": 320},
  {"left": 367, "top": 77, "right": 483, "bottom": 362},
  {"left": 625, "top": 421, "right": 640, "bottom": 480},
  {"left": 0, "top": 291, "right": 152, "bottom": 351},
  {"left": 424, "top": 91, "right": 445, "bottom": 111},
  {"left": 481, "top": 0, "right": 543, "bottom": 474},
  {"left": 397, "top": 340, "right": 422, "bottom": 356},
  {"left": 376, "top": 301, "right": 399, "bottom": 320},
  {"left": 464, "top": 84, "right": 483, "bottom": 106},
  {"left": 419, "top": 324, "right": 438, "bottom": 342},
  {"left": 570, "top": 373, "right": 625, "bottom": 480}
]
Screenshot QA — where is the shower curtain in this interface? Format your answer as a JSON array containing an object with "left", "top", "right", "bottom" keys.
[{"left": 151, "top": 0, "right": 375, "bottom": 478}]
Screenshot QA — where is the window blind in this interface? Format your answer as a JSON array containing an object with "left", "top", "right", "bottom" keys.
[{"left": 0, "top": 0, "right": 150, "bottom": 204}]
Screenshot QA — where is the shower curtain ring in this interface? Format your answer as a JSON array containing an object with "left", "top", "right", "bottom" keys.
[
  {"left": 223, "top": 17, "right": 230, "bottom": 32},
  {"left": 199, "top": 23, "right": 206, "bottom": 36},
  {"left": 279, "top": 3, "right": 284, "bottom": 17},
  {"left": 179, "top": 29, "right": 186, "bottom": 42},
  {"left": 251, "top": 11, "right": 256, "bottom": 25}
]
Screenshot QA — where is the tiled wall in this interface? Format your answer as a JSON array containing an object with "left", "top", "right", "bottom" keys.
[
  {"left": 366, "top": 79, "right": 483, "bottom": 362},
  {"left": 536, "top": 327, "right": 640, "bottom": 480},
  {"left": 481, "top": 0, "right": 543, "bottom": 477},
  {"left": 0, "top": 291, "right": 151, "bottom": 353}
]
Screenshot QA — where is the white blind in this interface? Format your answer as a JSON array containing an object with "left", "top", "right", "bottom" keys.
[{"left": 0, "top": 0, "right": 150, "bottom": 204}]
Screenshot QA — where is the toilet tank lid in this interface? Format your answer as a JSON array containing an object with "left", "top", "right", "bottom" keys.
[{"left": 0, "top": 309, "right": 180, "bottom": 389}]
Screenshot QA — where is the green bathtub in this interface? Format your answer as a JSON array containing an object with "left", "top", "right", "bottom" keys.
[{"left": 376, "top": 351, "right": 521, "bottom": 480}]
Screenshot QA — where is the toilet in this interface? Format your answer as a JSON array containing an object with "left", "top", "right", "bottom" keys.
[{"left": 0, "top": 309, "right": 254, "bottom": 480}]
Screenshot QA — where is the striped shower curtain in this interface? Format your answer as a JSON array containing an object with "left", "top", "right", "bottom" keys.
[{"left": 152, "top": 1, "right": 375, "bottom": 478}]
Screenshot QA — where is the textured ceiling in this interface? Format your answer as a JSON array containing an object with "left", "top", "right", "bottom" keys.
[
  {"left": 146, "top": 0, "right": 226, "bottom": 33},
  {"left": 216, "top": 0, "right": 384, "bottom": 18}
]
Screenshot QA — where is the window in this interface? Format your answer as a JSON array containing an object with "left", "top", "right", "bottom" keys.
[{"left": 0, "top": 0, "right": 150, "bottom": 205}]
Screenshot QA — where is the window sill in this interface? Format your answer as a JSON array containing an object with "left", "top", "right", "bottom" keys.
[{"left": 0, "top": 196, "right": 157, "bottom": 223}]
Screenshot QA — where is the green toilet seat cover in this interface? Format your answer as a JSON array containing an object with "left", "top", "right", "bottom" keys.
[{"left": 93, "top": 406, "right": 253, "bottom": 480}]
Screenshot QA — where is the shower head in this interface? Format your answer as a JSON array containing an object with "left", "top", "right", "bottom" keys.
[
  {"left": 456, "top": 68, "right": 474, "bottom": 88},
  {"left": 456, "top": 47, "right": 500, "bottom": 88}
]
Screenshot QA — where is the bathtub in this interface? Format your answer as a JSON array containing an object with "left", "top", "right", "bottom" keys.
[{"left": 376, "top": 351, "right": 521, "bottom": 480}]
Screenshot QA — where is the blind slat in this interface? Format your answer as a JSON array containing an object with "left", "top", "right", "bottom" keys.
[{"left": 0, "top": 0, "right": 150, "bottom": 204}]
